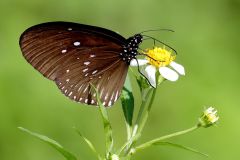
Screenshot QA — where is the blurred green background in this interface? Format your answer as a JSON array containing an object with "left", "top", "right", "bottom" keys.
[{"left": 0, "top": 0, "right": 240, "bottom": 159}]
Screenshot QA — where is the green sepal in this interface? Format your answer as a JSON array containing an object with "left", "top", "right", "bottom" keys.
[{"left": 136, "top": 75, "right": 150, "bottom": 92}]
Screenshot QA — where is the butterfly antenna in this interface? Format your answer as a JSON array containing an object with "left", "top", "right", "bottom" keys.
[
  {"left": 141, "top": 34, "right": 178, "bottom": 55},
  {"left": 137, "top": 48, "right": 159, "bottom": 62},
  {"left": 142, "top": 37, "right": 156, "bottom": 47},
  {"left": 139, "top": 29, "right": 175, "bottom": 34}
]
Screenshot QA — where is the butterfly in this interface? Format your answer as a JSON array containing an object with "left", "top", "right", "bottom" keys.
[{"left": 19, "top": 21, "right": 144, "bottom": 107}]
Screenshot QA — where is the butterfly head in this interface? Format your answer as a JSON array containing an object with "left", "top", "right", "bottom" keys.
[
  {"left": 126, "top": 34, "right": 143, "bottom": 48},
  {"left": 133, "top": 34, "right": 143, "bottom": 43}
]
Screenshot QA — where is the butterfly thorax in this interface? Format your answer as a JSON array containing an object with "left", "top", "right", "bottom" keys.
[{"left": 120, "top": 34, "right": 143, "bottom": 65}]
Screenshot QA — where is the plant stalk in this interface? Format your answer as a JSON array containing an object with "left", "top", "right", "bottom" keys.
[{"left": 135, "top": 125, "right": 200, "bottom": 152}]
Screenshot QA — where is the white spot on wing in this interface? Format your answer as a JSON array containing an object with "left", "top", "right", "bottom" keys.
[
  {"left": 110, "top": 92, "right": 115, "bottom": 101},
  {"left": 83, "top": 68, "right": 88, "bottom": 72},
  {"left": 90, "top": 54, "right": 96, "bottom": 58},
  {"left": 114, "top": 91, "right": 119, "bottom": 102},
  {"left": 73, "top": 96, "right": 76, "bottom": 100},
  {"left": 61, "top": 49, "right": 67, "bottom": 53},
  {"left": 108, "top": 101, "right": 112, "bottom": 106},
  {"left": 80, "top": 97, "right": 83, "bottom": 101},
  {"left": 91, "top": 100, "right": 95, "bottom": 104},
  {"left": 66, "top": 69, "right": 70, "bottom": 73},
  {"left": 73, "top": 41, "right": 81, "bottom": 46},
  {"left": 85, "top": 73, "right": 89, "bottom": 77},
  {"left": 104, "top": 93, "right": 108, "bottom": 100},
  {"left": 66, "top": 79, "right": 70, "bottom": 82},
  {"left": 100, "top": 88, "right": 104, "bottom": 98},
  {"left": 92, "top": 70, "right": 98, "bottom": 75},
  {"left": 68, "top": 28, "right": 72, "bottom": 31},
  {"left": 103, "top": 102, "right": 106, "bottom": 106},
  {"left": 68, "top": 92, "right": 73, "bottom": 96},
  {"left": 85, "top": 99, "right": 88, "bottom": 103},
  {"left": 78, "top": 85, "right": 83, "bottom": 92},
  {"left": 83, "top": 87, "right": 88, "bottom": 93},
  {"left": 84, "top": 61, "right": 90, "bottom": 65}
]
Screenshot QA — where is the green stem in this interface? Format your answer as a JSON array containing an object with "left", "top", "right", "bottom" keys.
[
  {"left": 121, "top": 89, "right": 152, "bottom": 156},
  {"left": 137, "top": 87, "right": 157, "bottom": 134},
  {"left": 126, "top": 124, "right": 132, "bottom": 140},
  {"left": 132, "top": 88, "right": 153, "bottom": 136},
  {"left": 121, "top": 76, "right": 165, "bottom": 157},
  {"left": 117, "top": 133, "right": 141, "bottom": 155},
  {"left": 137, "top": 76, "right": 164, "bottom": 135},
  {"left": 124, "top": 77, "right": 165, "bottom": 156},
  {"left": 91, "top": 84, "right": 113, "bottom": 159},
  {"left": 134, "top": 125, "right": 200, "bottom": 152},
  {"left": 123, "top": 88, "right": 157, "bottom": 156}
]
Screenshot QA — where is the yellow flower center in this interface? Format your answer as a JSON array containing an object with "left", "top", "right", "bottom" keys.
[
  {"left": 145, "top": 47, "right": 175, "bottom": 67},
  {"left": 205, "top": 112, "right": 218, "bottom": 123}
]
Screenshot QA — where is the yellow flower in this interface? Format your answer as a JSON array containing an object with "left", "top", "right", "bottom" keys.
[
  {"left": 130, "top": 47, "right": 185, "bottom": 87},
  {"left": 146, "top": 47, "right": 176, "bottom": 67}
]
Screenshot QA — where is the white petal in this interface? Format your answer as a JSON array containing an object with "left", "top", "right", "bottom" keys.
[
  {"left": 130, "top": 59, "right": 148, "bottom": 66},
  {"left": 143, "top": 65, "right": 157, "bottom": 88},
  {"left": 170, "top": 61, "right": 185, "bottom": 75},
  {"left": 159, "top": 67, "right": 179, "bottom": 81}
]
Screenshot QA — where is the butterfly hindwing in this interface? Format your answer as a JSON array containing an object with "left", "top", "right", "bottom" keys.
[{"left": 56, "top": 57, "right": 128, "bottom": 107}]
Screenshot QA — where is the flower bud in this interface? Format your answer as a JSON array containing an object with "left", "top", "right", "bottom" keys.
[{"left": 198, "top": 107, "right": 219, "bottom": 128}]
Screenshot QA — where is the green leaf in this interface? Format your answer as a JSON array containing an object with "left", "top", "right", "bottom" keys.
[
  {"left": 121, "top": 75, "right": 134, "bottom": 127},
  {"left": 18, "top": 127, "right": 77, "bottom": 160},
  {"left": 90, "top": 84, "right": 113, "bottom": 157},
  {"left": 121, "top": 75, "right": 134, "bottom": 140},
  {"left": 153, "top": 141, "right": 208, "bottom": 157},
  {"left": 74, "top": 127, "right": 102, "bottom": 160}
]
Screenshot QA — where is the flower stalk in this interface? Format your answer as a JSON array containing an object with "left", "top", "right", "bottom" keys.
[
  {"left": 134, "top": 125, "right": 200, "bottom": 153},
  {"left": 121, "top": 74, "right": 165, "bottom": 156},
  {"left": 138, "top": 75, "right": 165, "bottom": 134}
]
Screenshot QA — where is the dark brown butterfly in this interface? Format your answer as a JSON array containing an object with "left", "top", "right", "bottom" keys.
[{"left": 19, "top": 22, "right": 143, "bottom": 107}]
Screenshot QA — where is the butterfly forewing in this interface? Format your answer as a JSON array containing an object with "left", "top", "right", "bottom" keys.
[{"left": 20, "top": 22, "right": 128, "bottom": 107}]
